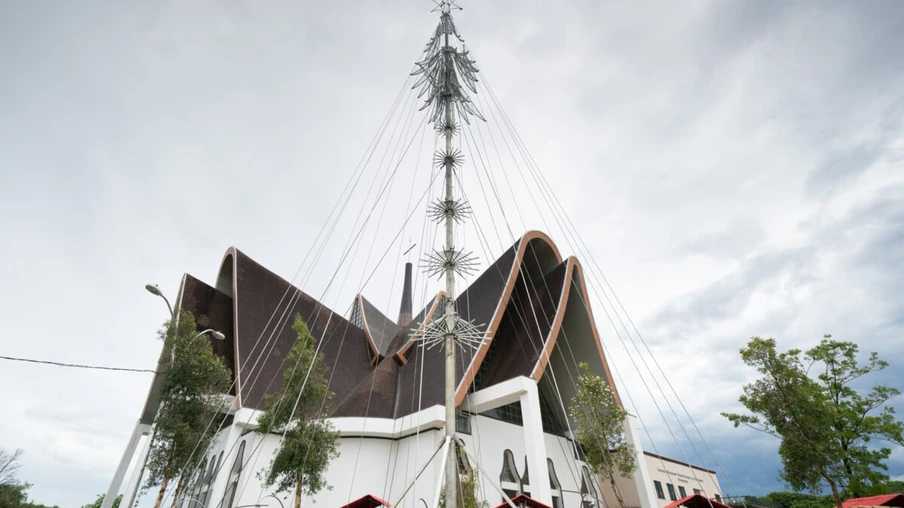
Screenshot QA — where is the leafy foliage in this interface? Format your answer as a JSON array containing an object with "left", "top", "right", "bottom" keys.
[
  {"left": 570, "top": 363, "right": 635, "bottom": 478},
  {"left": 438, "top": 447, "right": 490, "bottom": 508},
  {"left": 81, "top": 493, "right": 123, "bottom": 508},
  {"left": 722, "top": 336, "right": 904, "bottom": 506},
  {"left": 0, "top": 450, "right": 61, "bottom": 508},
  {"left": 570, "top": 362, "right": 635, "bottom": 508},
  {"left": 257, "top": 314, "right": 340, "bottom": 505},
  {"left": 143, "top": 311, "right": 233, "bottom": 501}
]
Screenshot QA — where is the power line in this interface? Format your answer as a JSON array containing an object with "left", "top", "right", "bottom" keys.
[{"left": 0, "top": 355, "right": 156, "bottom": 374}]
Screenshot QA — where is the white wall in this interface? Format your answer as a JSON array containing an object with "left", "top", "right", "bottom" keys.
[
  {"left": 190, "top": 411, "right": 607, "bottom": 508},
  {"left": 642, "top": 453, "right": 722, "bottom": 508}
]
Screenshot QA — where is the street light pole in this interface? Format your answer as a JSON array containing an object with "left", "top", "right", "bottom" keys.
[
  {"left": 171, "top": 329, "right": 227, "bottom": 363},
  {"left": 103, "top": 286, "right": 225, "bottom": 508},
  {"left": 145, "top": 284, "right": 174, "bottom": 321}
]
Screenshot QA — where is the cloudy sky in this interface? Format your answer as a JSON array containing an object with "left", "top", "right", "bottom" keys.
[{"left": 2, "top": 0, "right": 903, "bottom": 506}]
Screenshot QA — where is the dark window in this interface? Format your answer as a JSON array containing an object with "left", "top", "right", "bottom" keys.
[
  {"left": 481, "top": 402, "right": 523, "bottom": 426},
  {"left": 199, "top": 452, "right": 222, "bottom": 507},
  {"left": 188, "top": 457, "right": 208, "bottom": 506},
  {"left": 581, "top": 467, "right": 600, "bottom": 508},
  {"left": 667, "top": 483, "right": 677, "bottom": 501},
  {"left": 654, "top": 481, "right": 665, "bottom": 500},
  {"left": 503, "top": 490, "right": 519, "bottom": 504},
  {"left": 223, "top": 441, "right": 246, "bottom": 508},
  {"left": 694, "top": 489, "right": 703, "bottom": 495},
  {"left": 573, "top": 442, "right": 587, "bottom": 461},
  {"left": 350, "top": 304, "right": 362, "bottom": 328},
  {"left": 715, "top": 494, "right": 722, "bottom": 502},
  {"left": 456, "top": 411, "right": 471, "bottom": 434},
  {"left": 679, "top": 486, "right": 687, "bottom": 498},
  {"left": 548, "top": 459, "right": 563, "bottom": 508},
  {"left": 539, "top": 391, "right": 566, "bottom": 436},
  {"left": 500, "top": 450, "right": 520, "bottom": 484}
]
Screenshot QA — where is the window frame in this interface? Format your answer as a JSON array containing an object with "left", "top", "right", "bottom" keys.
[
  {"left": 654, "top": 480, "right": 665, "bottom": 500},
  {"left": 667, "top": 483, "right": 678, "bottom": 501}
]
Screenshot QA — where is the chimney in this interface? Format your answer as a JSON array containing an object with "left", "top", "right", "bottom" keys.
[{"left": 398, "top": 262, "right": 413, "bottom": 327}]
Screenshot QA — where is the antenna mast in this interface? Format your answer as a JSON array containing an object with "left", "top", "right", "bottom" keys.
[{"left": 414, "top": 1, "right": 485, "bottom": 506}]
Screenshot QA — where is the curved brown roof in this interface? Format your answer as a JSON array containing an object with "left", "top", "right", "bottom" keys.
[{"left": 170, "top": 231, "right": 622, "bottom": 418}]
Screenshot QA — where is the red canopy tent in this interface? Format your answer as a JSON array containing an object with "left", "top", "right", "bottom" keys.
[
  {"left": 663, "top": 494, "right": 733, "bottom": 508},
  {"left": 842, "top": 494, "right": 904, "bottom": 508},
  {"left": 339, "top": 494, "right": 392, "bottom": 508},
  {"left": 492, "top": 494, "right": 553, "bottom": 508}
]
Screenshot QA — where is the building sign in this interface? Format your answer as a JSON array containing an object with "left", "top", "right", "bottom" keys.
[{"left": 656, "top": 468, "right": 703, "bottom": 484}]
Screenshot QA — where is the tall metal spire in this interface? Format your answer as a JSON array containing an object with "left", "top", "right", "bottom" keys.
[{"left": 413, "top": 2, "right": 485, "bottom": 507}]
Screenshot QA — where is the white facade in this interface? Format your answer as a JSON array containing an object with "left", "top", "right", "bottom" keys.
[
  {"left": 163, "top": 376, "right": 615, "bottom": 508},
  {"left": 642, "top": 453, "right": 723, "bottom": 508},
  {"left": 597, "top": 451, "right": 723, "bottom": 508}
]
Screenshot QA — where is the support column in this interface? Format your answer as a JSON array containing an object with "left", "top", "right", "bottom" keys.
[
  {"left": 624, "top": 415, "right": 658, "bottom": 508},
  {"left": 121, "top": 425, "right": 153, "bottom": 508},
  {"left": 101, "top": 420, "right": 145, "bottom": 508},
  {"left": 519, "top": 384, "right": 552, "bottom": 506}
]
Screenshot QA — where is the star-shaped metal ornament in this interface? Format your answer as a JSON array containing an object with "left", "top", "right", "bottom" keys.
[{"left": 415, "top": 311, "right": 485, "bottom": 352}]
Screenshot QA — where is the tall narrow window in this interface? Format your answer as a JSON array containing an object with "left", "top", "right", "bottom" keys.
[
  {"left": 667, "top": 483, "right": 677, "bottom": 501},
  {"left": 654, "top": 481, "right": 665, "bottom": 500},
  {"left": 204, "top": 452, "right": 223, "bottom": 508},
  {"left": 678, "top": 486, "right": 687, "bottom": 498},
  {"left": 187, "top": 457, "right": 207, "bottom": 506},
  {"left": 500, "top": 449, "right": 521, "bottom": 502},
  {"left": 547, "top": 459, "right": 563, "bottom": 508},
  {"left": 521, "top": 457, "right": 530, "bottom": 495},
  {"left": 581, "top": 467, "right": 601, "bottom": 508},
  {"left": 223, "top": 441, "right": 246, "bottom": 508},
  {"left": 198, "top": 453, "right": 219, "bottom": 507}
]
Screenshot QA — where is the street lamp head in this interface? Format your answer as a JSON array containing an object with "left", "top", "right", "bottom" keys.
[
  {"left": 145, "top": 284, "right": 163, "bottom": 297},
  {"left": 211, "top": 331, "right": 226, "bottom": 341}
]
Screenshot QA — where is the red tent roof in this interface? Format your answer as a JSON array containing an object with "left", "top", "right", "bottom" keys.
[
  {"left": 663, "top": 494, "right": 733, "bottom": 508},
  {"left": 842, "top": 494, "right": 904, "bottom": 508},
  {"left": 338, "top": 494, "right": 392, "bottom": 508},
  {"left": 493, "top": 494, "right": 553, "bottom": 508}
]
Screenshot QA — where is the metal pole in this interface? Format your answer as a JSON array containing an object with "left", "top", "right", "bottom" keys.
[
  {"left": 434, "top": 437, "right": 453, "bottom": 508},
  {"left": 442, "top": 9, "right": 458, "bottom": 508}
]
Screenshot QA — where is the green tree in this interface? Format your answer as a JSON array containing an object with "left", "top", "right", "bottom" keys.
[
  {"left": 256, "top": 314, "right": 340, "bottom": 508},
  {"left": 144, "top": 311, "right": 233, "bottom": 508},
  {"left": 0, "top": 482, "right": 62, "bottom": 508},
  {"left": 569, "top": 362, "right": 635, "bottom": 508},
  {"left": 722, "top": 336, "right": 904, "bottom": 507},
  {"left": 0, "top": 483, "right": 29, "bottom": 507},
  {"left": 438, "top": 447, "right": 490, "bottom": 508},
  {"left": 0, "top": 449, "right": 60, "bottom": 508},
  {"left": 81, "top": 494, "right": 122, "bottom": 508}
]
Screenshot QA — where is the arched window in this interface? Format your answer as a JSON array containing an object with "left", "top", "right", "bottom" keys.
[
  {"left": 548, "top": 459, "right": 563, "bottom": 508},
  {"left": 521, "top": 457, "right": 530, "bottom": 496},
  {"left": 186, "top": 457, "right": 207, "bottom": 507},
  {"left": 499, "top": 449, "right": 521, "bottom": 501},
  {"left": 580, "top": 466, "right": 600, "bottom": 508},
  {"left": 223, "top": 441, "right": 246, "bottom": 508},
  {"left": 198, "top": 453, "right": 219, "bottom": 507}
]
